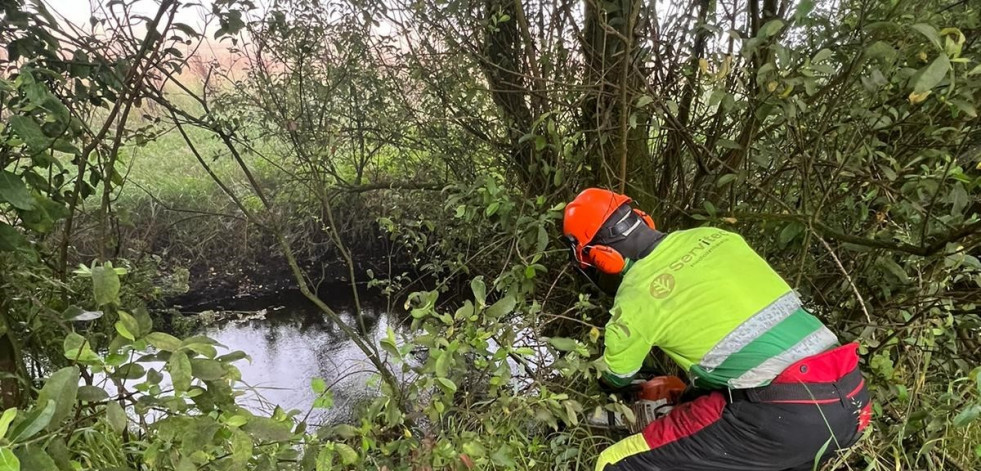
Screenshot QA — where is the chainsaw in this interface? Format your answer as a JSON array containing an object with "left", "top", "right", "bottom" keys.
[{"left": 588, "top": 375, "right": 688, "bottom": 434}]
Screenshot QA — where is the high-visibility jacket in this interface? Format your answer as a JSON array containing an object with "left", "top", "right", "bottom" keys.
[{"left": 604, "top": 227, "right": 838, "bottom": 389}]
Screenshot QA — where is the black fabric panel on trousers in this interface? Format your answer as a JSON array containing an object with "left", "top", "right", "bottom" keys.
[{"left": 608, "top": 385, "right": 869, "bottom": 471}]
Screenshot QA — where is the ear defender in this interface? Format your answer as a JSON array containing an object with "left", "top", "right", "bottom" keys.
[
  {"left": 633, "top": 208, "right": 655, "bottom": 230},
  {"left": 584, "top": 245, "right": 627, "bottom": 275}
]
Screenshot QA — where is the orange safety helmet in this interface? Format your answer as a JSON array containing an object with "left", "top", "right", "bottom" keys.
[{"left": 563, "top": 188, "right": 655, "bottom": 274}]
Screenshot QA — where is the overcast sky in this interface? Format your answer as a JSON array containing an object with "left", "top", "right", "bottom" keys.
[{"left": 43, "top": 0, "right": 216, "bottom": 30}]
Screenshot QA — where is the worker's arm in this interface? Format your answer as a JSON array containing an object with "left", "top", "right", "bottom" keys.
[{"left": 601, "top": 304, "right": 653, "bottom": 388}]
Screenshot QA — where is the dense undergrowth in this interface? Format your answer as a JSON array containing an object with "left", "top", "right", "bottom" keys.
[{"left": 1, "top": 0, "right": 980, "bottom": 469}]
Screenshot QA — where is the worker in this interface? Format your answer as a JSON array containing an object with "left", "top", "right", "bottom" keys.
[{"left": 562, "top": 188, "right": 871, "bottom": 471}]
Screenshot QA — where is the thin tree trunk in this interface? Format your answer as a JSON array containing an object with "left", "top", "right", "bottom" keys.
[
  {"left": 480, "top": 0, "right": 544, "bottom": 187},
  {"left": 581, "top": 0, "right": 652, "bottom": 191},
  {"left": 0, "top": 308, "right": 26, "bottom": 408},
  {"left": 658, "top": 0, "right": 712, "bottom": 206}
]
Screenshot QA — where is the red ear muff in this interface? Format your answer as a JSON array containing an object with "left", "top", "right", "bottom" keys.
[
  {"left": 633, "top": 209, "right": 655, "bottom": 230},
  {"left": 584, "top": 245, "right": 626, "bottom": 275}
]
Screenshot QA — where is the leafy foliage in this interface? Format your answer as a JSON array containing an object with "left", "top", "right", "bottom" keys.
[{"left": 0, "top": 0, "right": 979, "bottom": 469}]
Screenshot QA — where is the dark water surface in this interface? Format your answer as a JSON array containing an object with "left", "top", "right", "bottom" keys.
[{"left": 194, "top": 288, "right": 404, "bottom": 427}]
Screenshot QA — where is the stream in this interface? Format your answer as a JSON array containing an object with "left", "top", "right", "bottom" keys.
[{"left": 186, "top": 287, "right": 406, "bottom": 427}]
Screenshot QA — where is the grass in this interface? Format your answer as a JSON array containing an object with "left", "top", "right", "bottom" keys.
[
  {"left": 65, "top": 90, "right": 293, "bottom": 270},
  {"left": 117, "top": 125, "right": 238, "bottom": 208}
]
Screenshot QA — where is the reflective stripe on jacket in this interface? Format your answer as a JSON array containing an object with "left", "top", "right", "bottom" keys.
[{"left": 604, "top": 227, "right": 837, "bottom": 388}]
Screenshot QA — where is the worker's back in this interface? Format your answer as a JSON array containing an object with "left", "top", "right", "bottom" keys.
[{"left": 606, "top": 227, "right": 838, "bottom": 388}]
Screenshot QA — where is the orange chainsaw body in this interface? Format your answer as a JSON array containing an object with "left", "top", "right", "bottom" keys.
[{"left": 636, "top": 375, "right": 686, "bottom": 403}]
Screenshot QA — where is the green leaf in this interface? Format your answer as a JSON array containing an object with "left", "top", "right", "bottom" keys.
[
  {"left": 42, "top": 438, "right": 68, "bottom": 466},
  {"left": 454, "top": 300, "right": 475, "bottom": 321},
  {"left": 0, "top": 447, "right": 19, "bottom": 471},
  {"left": 0, "top": 171, "right": 35, "bottom": 210},
  {"left": 115, "top": 311, "right": 140, "bottom": 341},
  {"left": 225, "top": 415, "right": 249, "bottom": 427},
  {"left": 812, "top": 437, "right": 833, "bottom": 471},
  {"left": 63, "top": 331, "right": 100, "bottom": 364},
  {"left": 703, "top": 200, "right": 717, "bottom": 216},
  {"left": 864, "top": 41, "right": 896, "bottom": 61},
  {"left": 490, "top": 445, "right": 516, "bottom": 467},
  {"left": 794, "top": 0, "right": 815, "bottom": 21},
  {"left": 760, "top": 19, "right": 784, "bottom": 38},
  {"left": 217, "top": 351, "right": 250, "bottom": 363},
  {"left": 436, "top": 377, "right": 457, "bottom": 393},
  {"left": 91, "top": 264, "right": 121, "bottom": 306},
  {"left": 146, "top": 368, "right": 163, "bottom": 385},
  {"left": 311, "top": 377, "right": 327, "bottom": 394},
  {"left": 896, "top": 384, "right": 909, "bottom": 402},
  {"left": 62, "top": 332, "right": 86, "bottom": 357},
  {"left": 534, "top": 135, "right": 546, "bottom": 151},
  {"left": 949, "top": 99, "right": 978, "bottom": 118},
  {"left": 548, "top": 337, "right": 579, "bottom": 352},
  {"left": 716, "top": 174, "right": 737, "bottom": 187},
  {"left": 190, "top": 359, "right": 225, "bottom": 381},
  {"left": 536, "top": 225, "right": 548, "bottom": 253},
  {"left": 180, "top": 336, "right": 222, "bottom": 358},
  {"left": 112, "top": 363, "right": 146, "bottom": 380},
  {"left": 316, "top": 445, "right": 334, "bottom": 471},
  {"left": 912, "top": 54, "right": 950, "bottom": 93},
  {"left": 380, "top": 327, "right": 401, "bottom": 360},
  {"left": 471, "top": 277, "right": 486, "bottom": 305},
  {"left": 230, "top": 429, "right": 253, "bottom": 466},
  {"left": 877, "top": 257, "right": 910, "bottom": 283},
  {"left": 954, "top": 405, "right": 981, "bottom": 427},
  {"left": 185, "top": 343, "right": 218, "bottom": 359},
  {"left": 779, "top": 222, "right": 804, "bottom": 246},
  {"left": 134, "top": 308, "right": 153, "bottom": 337},
  {"left": 176, "top": 457, "right": 196, "bottom": 471},
  {"left": 9, "top": 115, "right": 51, "bottom": 153},
  {"left": 18, "top": 194, "right": 64, "bottom": 234},
  {"left": 114, "top": 322, "right": 134, "bottom": 341},
  {"left": 146, "top": 332, "right": 181, "bottom": 352},
  {"left": 12, "top": 445, "right": 56, "bottom": 471},
  {"left": 812, "top": 49, "right": 832, "bottom": 64},
  {"left": 635, "top": 95, "right": 654, "bottom": 108},
  {"left": 242, "top": 417, "right": 292, "bottom": 442},
  {"left": 950, "top": 182, "right": 969, "bottom": 215},
  {"left": 0, "top": 223, "right": 29, "bottom": 253},
  {"left": 462, "top": 441, "right": 486, "bottom": 458},
  {"left": 0, "top": 409, "right": 16, "bottom": 439},
  {"left": 105, "top": 402, "right": 126, "bottom": 434},
  {"left": 77, "top": 386, "right": 109, "bottom": 402},
  {"left": 485, "top": 201, "right": 500, "bottom": 217},
  {"left": 564, "top": 400, "right": 580, "bottom": 426},
  {"left": 8, "top": 400, "right": 55, "bottom": 442},
  {"left": 62, "top": 306, "right": 103, "bottom": 322},
  {"left": 35, "top": 366, "right": 78, "bottom": 431},
  {"left": 330, "top": 424, "right": 359, "bottom": 439},
  {"left": 335, "top": 443, "right": 358, "bottom": 465},
  {"left": 911, "top": 23, "right": 942, "bottom": 50},
  {"left": 173, "top": 22, "right": 201, "bottom": 38},
  {"left": 180, "top": 335, "right": 224, "bottom": 347},
  {"left": 435, "top": 351, "right": 451, "bottom": 378},
  {"left": 484, "top": 295, "right": 516, "bottom": 319},
  {"left": 168, "top": 350, "right": 192, "bottom": 393},
  {"left": 313, "top": 390, "right": 334, "bottom": 409}
]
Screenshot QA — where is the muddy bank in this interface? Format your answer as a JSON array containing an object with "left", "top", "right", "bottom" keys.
[{"left": 164, "top": 258, "right": 403, "bottom": 311}]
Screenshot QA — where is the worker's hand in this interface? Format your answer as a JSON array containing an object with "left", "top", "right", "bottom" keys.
[
  {"left": 600, "top": 371, "right": 639, "bottom": 394},
  {"left": 678, "top": 385, "right": 710, "bottom": 403}
]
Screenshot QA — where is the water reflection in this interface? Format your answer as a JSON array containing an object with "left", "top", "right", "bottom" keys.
[{"left": 197, "top": 288, "right": 399, "bottom": 427}]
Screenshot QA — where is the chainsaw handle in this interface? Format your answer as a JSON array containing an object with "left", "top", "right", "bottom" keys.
[{"left": 599, "top": 378, "right": 647, "bottom": 399}]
